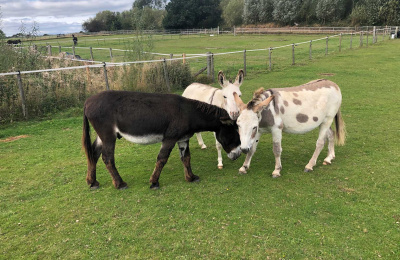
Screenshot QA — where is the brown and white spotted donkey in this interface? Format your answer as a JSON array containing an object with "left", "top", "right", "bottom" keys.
[{"left": 234, "top": 79, "right": 346, "bottom": 177}]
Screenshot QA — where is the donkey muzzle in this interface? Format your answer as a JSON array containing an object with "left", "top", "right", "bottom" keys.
[
  {"left": 227, "top": 146, "right": 242, "bottom": 161},
  {"left": 241, "top": 147, "right": 250, "bottom": 154}
]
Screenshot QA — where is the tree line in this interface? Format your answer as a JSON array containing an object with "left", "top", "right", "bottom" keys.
[{"left": 82, "top": 0, "right": 400, "bottom": 32}]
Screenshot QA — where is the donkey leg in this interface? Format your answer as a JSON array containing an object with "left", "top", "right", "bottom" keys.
[
  {"left": 214, "top": 133, "right": 224, "bottom": 169},
  {"left": 195, "top": 132, "right": 207, "bottom": 149},
  {"left": 149, "top": 140, "right": 175, "bottom": 189},
  {"left": 271, "top": 128, "right": 283, "bottom": 178},
  {"left": 239, "top": 132, "right": 261, "bottom": 174},
  {"left": 178, "top": 140, "right": 199, "bottom": 182},
  {"left": 305, "top": 121, "right": 332, "bottom": 172},
  {"left": 86, "top": 137, "right": 102, "bottom": 189},
  {"left": 101, "top": 138, "right": 127, "bottom": 189},
  {"left": 323, "top": 127, "right": 336, "bottom": 165}
]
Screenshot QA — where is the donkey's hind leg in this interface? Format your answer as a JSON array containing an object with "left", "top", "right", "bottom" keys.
[
  {"left": 195, "top": 133, "right": 207, "bottom": 149},
  {"left": 305, "top": 120, "right": 333, "bottom": 172},
  {"left": 323, "top": 127, "right": 335, "bottom": 165},
  {"left": 101, "top": 137, "right": 127, "bottom": 189},
  {"left": 149, "top": 140, "right": 175, "bottom": 189},
  {"left": 86, "top": 137, "right": 103, "bottom": 189}
]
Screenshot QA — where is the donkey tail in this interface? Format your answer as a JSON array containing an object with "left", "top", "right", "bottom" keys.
[
  {"left": 334, "top": 108, "right": 346, "bottom": 146},
  {"left": 82, "top": 108, "right": 95, "bottom": 165}
]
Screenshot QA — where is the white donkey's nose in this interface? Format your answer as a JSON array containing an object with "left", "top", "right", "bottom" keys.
[
  {"left": 241, "top": 147, "right": 250, "bottom": 154},
  {"left": 230, "top": 111, "right": 240, "bottom": 120}
]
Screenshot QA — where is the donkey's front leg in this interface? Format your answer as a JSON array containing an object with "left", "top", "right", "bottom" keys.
[
  {"left": 214, "top": 133, "right": 224, "bottom": 169},
  {"left": 178, "top": 140, "right": 199, "bottom": 182},
  {"left": 149, "top": 140, "right": 175, "bottom": 189},
  {"left": 239, "top": 132, "right": 261, "bottom": 174},
  {"left": 271, "top": 127, "right": 283, "bottom": 178}
]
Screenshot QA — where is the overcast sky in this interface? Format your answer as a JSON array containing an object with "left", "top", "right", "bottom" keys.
[{"left": 0, "top": 0, "right": 133, "bottom": 37}]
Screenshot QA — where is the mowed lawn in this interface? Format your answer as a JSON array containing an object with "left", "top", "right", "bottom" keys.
[{"left": 1, "top": 36, "right": 400, "bottom": 259}]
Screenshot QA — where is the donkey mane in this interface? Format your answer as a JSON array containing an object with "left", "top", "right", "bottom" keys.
[
  {"left": 194, "top": 100, "right": 228, "bottom": 118},
  {"left": 247, "top": 87, "right": 272, "bottom": 110}
]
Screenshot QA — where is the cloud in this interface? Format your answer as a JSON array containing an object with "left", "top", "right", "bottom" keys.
[{"left": 0, "top": 0, "right": 133, "bottom": 36}]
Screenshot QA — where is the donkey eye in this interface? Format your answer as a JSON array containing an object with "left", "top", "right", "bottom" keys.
[{"left": 223, "top": 96, "right": 227, "bottom": 99}]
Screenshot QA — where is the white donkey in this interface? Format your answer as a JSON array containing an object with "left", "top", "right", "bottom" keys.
[
  {"left": 182, "top": 69, "right": 244, "bottom": 169},
  {"left": 234, "top": 79, "right": 346, "bottom": 177}
]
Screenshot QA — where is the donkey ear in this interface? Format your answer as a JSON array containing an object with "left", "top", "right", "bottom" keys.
[
  {"left": 233, "top": 92, "right": 247, "bottom": 111},
  {"left": 253, "top": 95, "right": 274, "bottom": 113},
  {"left": 218, "top": 71, "right": 228, "bottom": 88},
  {"left": 234, "top": 69, "right": 244, "bottom": 87},
  {"left": 220, "top": 116, "right": 234, "bottom": 125}
]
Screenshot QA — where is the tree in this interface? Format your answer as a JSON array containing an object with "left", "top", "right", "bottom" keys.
[
  {"left": 221, "top": 0, "right": 244, "bottom": 27},
  {"left": 243, "top": 0, "right": 259, "bottom": 24},
  {"left": 273, "top": 0, "right": 302, "bottom": 25},
  {"left": 133, "top": 0, "right": 167, "bottom": 9},
  {"left": 163, "top": 0, "right": 222, "bottom": 29},
  {"left": 379, "top": 0, "right": 400, "bottom": 25},
  {"left": 350, "top": 0, "right": 385, "bottom": 25},
  {"left": 82, "top": 11, "right": 122, "bottom": 32},
  {"left": 316, "top": 0, "right": 347, "bottom": 24}
]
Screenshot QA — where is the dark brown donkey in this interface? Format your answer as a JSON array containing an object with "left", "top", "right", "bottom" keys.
[{"left": 82, "top": 90, "right": 242, "bottom": 190}]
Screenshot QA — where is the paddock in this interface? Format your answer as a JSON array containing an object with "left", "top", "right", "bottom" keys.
[{"left": 1, "top": 35, "right": 399, "bottom": 259}]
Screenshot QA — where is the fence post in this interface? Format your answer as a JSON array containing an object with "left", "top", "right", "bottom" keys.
[
  {"left": 325, "top": 36, "right": 329, "bottom": 56},
  {"left": 211, "top": 53, "right": 215, "bottom": 82},
  {"left": 234, "top": 26, "right": 236, "bottom": 36},
  {"left": 339, "top": 33, "right": 342, "bottom": 52},
  {"left": 207, "top": 52, "right": 212, "bottom": 79},
  {"left": 373, "top": 26, "right": 376, "bottom": 43},
  {"left": 350, "top": 33, "right": 353, "bottom": 49},
  {"left": 103, "top": 62, "right": 110, "bottom": 90},
  {"left": 48, "top": 45, "right": 52, "bottom": 56},
  {"left": 292, "top": 44, "right": 295, "bottom": 65},
  {"left": 268, "top": 47, "right": 272, "bottom": 71},
  {"left": 163, "top": 59, "right": 171, "bottom": 92},
  {"left": 72, "top": 45, "right": 76, "bottom": 58},
  {"left": 309, "top": 40, "right": 312, "bottom": 60},
  {"left": 366, "top": 31, "right": 369, "bottom": 47},
  {"left": 109, "top": 48, "right": 113, "bottom": 61},
  {"left": 17, "top": 71, "right": 28, "bottom": 119},
  {"left": 396, "top": 27, "right": 399, "bottom": 38},
  {"left": 90, "top": 47, "right": 94, "bottom": 61},
  {"left": 360, "top": 31, "right": 363, "bottom": 47},
  {"left": 243, "top": 49, "right": 247, "bottom": 76},
  {"left": 182, "top": 53, "right": 186, "bottom": 64},
  {"left": 58, "top": 45, "right": 61, "bottom": 54}
]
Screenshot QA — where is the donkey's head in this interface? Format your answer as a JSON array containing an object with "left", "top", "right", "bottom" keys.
[
  {"left": 234, "top": 90, "right": 274, "bottom": 154},
  {"left": 218, "top": 69, "right": 244, "bottom": 120},
  {"left": 215, "top": 118, "right": 242, "bottom": 160}
]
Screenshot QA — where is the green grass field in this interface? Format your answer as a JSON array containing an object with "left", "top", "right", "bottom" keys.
[{"left": 1, "top": 34, "right": 400, "bottom": 259}]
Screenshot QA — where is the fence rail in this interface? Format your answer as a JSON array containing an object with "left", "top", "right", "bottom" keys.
[{"left": 1, "top": 27, "right": 398, "bottom": 122}]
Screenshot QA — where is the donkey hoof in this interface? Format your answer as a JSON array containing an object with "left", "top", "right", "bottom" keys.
[
  {"left": 191, "top": 175, "right": 200, "bottom": 182},
  {"left": 150, "top": 182, "right": 160, "bottom": 190},
  {"left": 304, "top": 168, "right": 313, "bottom": 173},
  {"left": 239, "top": 167, "right": 247, "bottom": 174},
  {"left": 323, "top": 161, "right": 331, "bottom": 165},
  {"left": 201, "top": 145, "right": 207, "bottom": 149},
  {"left": 89, "top": 181, "right": 100, "bottom": 189},
  {"left": 117, "top": 182, "right": 128, "bottom": 190},
  {"left": 272, "top": 173, "right": 281, "bottom": 178},
  {"left": 218, "top": 165, "right": 223, "bottom": 170}
]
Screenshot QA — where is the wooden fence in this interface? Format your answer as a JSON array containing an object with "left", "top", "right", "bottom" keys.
[{"left": 1, "top": 27, "right": 398, "bottom": 121}]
